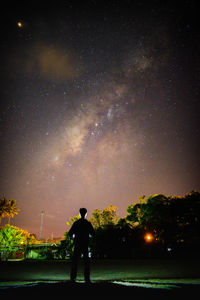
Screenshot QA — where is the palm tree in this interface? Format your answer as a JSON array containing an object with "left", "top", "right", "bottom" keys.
[
  {"left": 0, "top": 197, "right": 20, "bottom": 224},
  {"left": 0, "top": 197, "right": 8, "bottom": 225},
  {"left": 6, "top": 199, "right": 20, "bottom": 224}
]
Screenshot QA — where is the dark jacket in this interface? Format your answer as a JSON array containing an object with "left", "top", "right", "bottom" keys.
[{"left": 68, "top": 218, "right": 95, "bottom": 246}]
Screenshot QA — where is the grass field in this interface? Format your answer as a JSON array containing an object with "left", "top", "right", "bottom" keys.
[
  {"left": 1, "top": 258, "right": 200, "bottom": 281},
  {"left": 1, "top": 258, "right": 200, "bottom": 297}
]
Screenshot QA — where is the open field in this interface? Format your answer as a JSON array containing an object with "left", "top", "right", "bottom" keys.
[
  {"left": 1, "top": 258, "right": 200, "bottom": 297},
  {"left": 1, "top": 258, "right": 200, "bottom": 281}
]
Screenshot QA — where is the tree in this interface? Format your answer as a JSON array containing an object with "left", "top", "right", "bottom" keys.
[
  {"left": 0, "top": 197, "right": 20, "bottom": 224},
  {"left": 89, "top": 205, "right": 119, "bottom": 228},
  {"left": 0, "top": 197, "right": 7, "bottom": 225},
  {"left": 0, "top": 224, "right": 34, "bottom": 260},
  {"left": 6, "top": 199, "right": 20, "bottom": 224},
  {"left": 66, "top": 214, "right": 80, "bottom": 228},
  {"left": 89, "top": 206, "right": 128, "bottom": 258},
  {"left": 89, "top": 209, "right": 102, "bottom": 228},
  {"left": 102, "top": 205, "right": 119, "bottom": 226},
  {"left": 169, "top": 191, "right": 200, "bottom": 243},
  {"left": 126, "top": 191, "right": 200, "bottom": 247},
  {"left": 126, "top": 194, "right": 173, "bottom": 244}
]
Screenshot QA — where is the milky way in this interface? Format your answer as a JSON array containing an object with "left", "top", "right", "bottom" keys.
[{"left": 0, "top": 1, "right": 200, "bottom": 237}]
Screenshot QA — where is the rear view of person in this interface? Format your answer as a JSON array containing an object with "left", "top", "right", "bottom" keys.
[{"left": 68, "top": 208, "right": 95, "bottom": 283}]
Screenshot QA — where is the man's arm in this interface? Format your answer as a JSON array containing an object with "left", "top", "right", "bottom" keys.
[
  {"left": 89, "top": 222, "right": 95, "bottom": 237},
  {"left": 68, "top": 222, "right": 76, "bottom": 238}
]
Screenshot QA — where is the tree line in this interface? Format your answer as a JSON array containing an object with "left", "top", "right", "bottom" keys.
[
  {"left": 1, "top": 190, "right": 200, "bottom": 259},
  {"left": 60, "top": 190, "right": 200, "bottom": 258}
]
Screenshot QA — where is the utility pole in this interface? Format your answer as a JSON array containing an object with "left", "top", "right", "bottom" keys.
[{"left": 39, "top": 211, "right": 45, "bottom": 240}]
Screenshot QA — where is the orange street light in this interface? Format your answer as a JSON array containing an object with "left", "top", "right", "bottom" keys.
[{"left": 144, "top": 233, "right": 153, "bottom": 243}]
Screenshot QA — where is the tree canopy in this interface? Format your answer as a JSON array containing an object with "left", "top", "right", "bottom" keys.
[
  {"left": 126, "top": 191, "right": 200, "bottom": 245},
  {"left": 89, "top": 205, "right": 119, "bottom": 228},
  {"left": 0, "top": 197, "right": 20, "bottom": 224},
  {"left": 0, "top": 224, "right": 35, "bottom": 252}
]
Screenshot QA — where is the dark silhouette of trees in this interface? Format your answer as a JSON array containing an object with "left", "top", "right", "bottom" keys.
[
  {"left": 126, "top": 191, "right": 200, "bottom": 249},
  {"left": 60, "top": 191, "right": 200, "bottom": 259}
]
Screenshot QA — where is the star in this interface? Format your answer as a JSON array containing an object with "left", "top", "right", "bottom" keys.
[{"left": 51, "top": 175, "right": 56, "bottom": 182}]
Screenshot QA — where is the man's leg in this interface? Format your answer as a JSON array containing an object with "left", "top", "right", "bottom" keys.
[
  {"left": 82, "top": 247, "right": 90, "bottom": 283},
  {"left": 70, "top": 245, "right": 79, "bottom": 282}
]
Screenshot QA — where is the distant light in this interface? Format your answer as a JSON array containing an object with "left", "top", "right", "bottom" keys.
[
  {"left": 17, "top": 22, "right": 23, "bottom": 28},
  {"left": 144, "top": 233, "right": 153, "bottom": 243}
]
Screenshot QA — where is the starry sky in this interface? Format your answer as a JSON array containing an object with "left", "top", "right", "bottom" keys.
[{"left": 0, "top": 0, "right": 200, "bottom": 238}]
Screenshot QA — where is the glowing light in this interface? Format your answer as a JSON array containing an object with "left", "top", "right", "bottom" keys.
[
  {"left": 17, "top": 22, "right": 23, "bottom": 28},
  {"left": 144, "top": 233, "right": 153, "bottom": 243}
]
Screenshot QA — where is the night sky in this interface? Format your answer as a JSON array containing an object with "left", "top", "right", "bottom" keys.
[{"left": 0, "top": 0, "right": 200, "bottom": 238}]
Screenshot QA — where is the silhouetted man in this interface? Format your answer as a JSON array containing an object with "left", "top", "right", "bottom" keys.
[{"left": 68, "top": 208, "right": 95, "bottom": 283}]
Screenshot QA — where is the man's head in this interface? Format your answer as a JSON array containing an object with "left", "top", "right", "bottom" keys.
[{"left": 79, "top": 207, "right": 87, "bottom": 218}]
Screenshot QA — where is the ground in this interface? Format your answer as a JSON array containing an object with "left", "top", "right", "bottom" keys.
[{"left": 1, "top": 258, "right": 200, "bottom": 297}]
